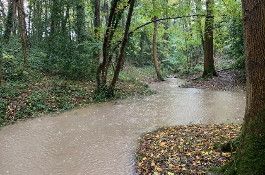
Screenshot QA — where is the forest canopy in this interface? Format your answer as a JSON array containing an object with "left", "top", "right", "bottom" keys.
[{"left": 0, "top": 0, "right": 244, "bottom": 82}]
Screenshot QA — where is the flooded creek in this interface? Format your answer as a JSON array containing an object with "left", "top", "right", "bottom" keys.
[{"left": 0, "top": 78, "right": 246, "bottom": 175}]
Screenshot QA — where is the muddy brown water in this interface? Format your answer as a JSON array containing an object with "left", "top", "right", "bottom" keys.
[{"left": 0, "top": 78, "right": 246, "bottom": 175}]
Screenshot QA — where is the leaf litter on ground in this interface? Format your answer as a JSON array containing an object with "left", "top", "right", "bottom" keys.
[{"left": 136, "top": 124, "right": 241, "bottom": 175}]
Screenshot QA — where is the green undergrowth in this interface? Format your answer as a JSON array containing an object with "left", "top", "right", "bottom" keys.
[{"left": 0, "top": 67, "right": 154, "bottom": 127}]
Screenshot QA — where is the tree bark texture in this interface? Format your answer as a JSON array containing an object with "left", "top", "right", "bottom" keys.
[
  {"left": 203, "top": 0, "right": 217, "bottom": 77},
  {"left": 152, "top": 16, "right": 164, "bottom": 81},
  {"left": 17, "top": 0, "right": 29, "bottom": 66},
  {"left": 227, "top": 1, "right": 265, "bottom": 174}
]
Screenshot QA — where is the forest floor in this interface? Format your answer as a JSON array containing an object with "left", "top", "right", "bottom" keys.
[
  {"left": 179, "top": 69, "right": 246, "bottom": 91},
  {"left": 136, "top": 124, "right": 240, "bottom": 175},
  {"left": 0, "top": 67, "right": 155, "bottom": 127}
]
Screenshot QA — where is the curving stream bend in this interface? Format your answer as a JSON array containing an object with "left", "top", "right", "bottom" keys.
[{"left": 0, "top": 78, "right": 246, "bottom": 175}]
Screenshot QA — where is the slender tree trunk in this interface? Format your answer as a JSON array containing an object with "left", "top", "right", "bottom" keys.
[
  {"left": 17, "top": 0, "right": 29, "bottom": 67},
  {"left": 139, "top": 31, "right": 146, "bottom": 65},
  {"left": 28, "top": 3, "right": 32, "bottom": 38},
  {"left": 203, "top": 0, "right": 217, "bottom": 77},
  {"left": 0, "top": 38, "right": 3, "bottom": 85},
  {"left": 50, "top": 0, "right": 61, "bottom": 37},
  {"left": 103, "top": 0, "right": 109, "bottom": 25},
  {"left": 163, "top": 0, "right": 169, "bottom": 40},
  {"left": 0, "top": 0, "right": 3, "bottom": 85},
  {"left": 4, "top": 0, "right": 15, "bottom": 42},
  {"left": 44, "top": 0, "right": 49, "bottom": 37},
  {"left": 93, "top": 0, "right": 102, "bottom": 85},
  {"left": 96, "top": 0, "right": 119, "bottom": 89},
  {"left": 11, "top": 1, "right": 17, "bottom": 35},
  {"left": 76, "top": 1, "right": 87, "bottom": 43},
  {"left": 61, "top": 5, "right": 70, "bottom": 36},
  {"left": 152, "top": 16, "right": 164, "bottom": 81},
  {"left": 110, "top": 0, "right": 136, "bottom": 91},
  {"left": 94, "top": 0, "right": 101, "bottom": 37},
  {"left": 0, "top": 0, "right": 6, "bottom": 18},
  {"left": 224, "top": 1, "right": 265, "bottom": 174},
  {"left": 195, "top": 0, "right": 205, "bottom": 52}
]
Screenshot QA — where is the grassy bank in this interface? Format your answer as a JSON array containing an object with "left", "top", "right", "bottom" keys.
[{"left": 0, "top": 66, "right": 154, "bottom": 127}]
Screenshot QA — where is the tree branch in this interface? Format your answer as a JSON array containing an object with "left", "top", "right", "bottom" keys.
[
  {"left": 130, "top": 14, "right": 207, "bottom": 35},
  {"left": 112, "top": 14, "right": 208, "bottom": 51}
]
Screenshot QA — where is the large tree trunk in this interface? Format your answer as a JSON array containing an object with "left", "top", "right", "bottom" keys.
[
  {"left": 152, "top": 16, "right": 164, "bottom": 81},
  {"left": 202, "top": 0, "right": 217, "bottom": 77},
  {"left": 226, "top": 1, "right": 265, "bottom": 174},
  {"left": 17, "top": 0, "right": 29, "bottom": 67}
]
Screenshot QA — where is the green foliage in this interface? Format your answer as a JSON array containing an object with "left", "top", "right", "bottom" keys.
[
  {"left": 43, "top": 35, "right": 100, "bottom": 80},
  {"left": 0, "top": 74, "right": 93, "bottom": 126},
  {"left": 215, "top": 0, "right": 244, "bottom": 70},
  {"left": 126, "top": 33, "right": 152, "bottom": 67},
  {"left": 2, "top": 59, "right": 28, "bottom": 82},
  {"left": 130, "top": 0, "right": 244, "bottom": 74},
  {"left": 93, "top": 86, "right": 114, "bottom": 101},
  {"left": 226, "top": 17, "right": 244, "bottom": 69},
  {"left": 0, "top": 82, "right": 29, "bottom": 126}
]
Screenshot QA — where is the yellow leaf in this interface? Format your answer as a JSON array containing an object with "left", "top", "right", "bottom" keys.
[
  {"left": 156, "top": 166, "right": 163, "bottom": 172},
  {"left": 167, "top": 172, "right": 175, "bottom": 175},
  {"left": 160, "top": 142, "right": 166, "bottom": 147}
]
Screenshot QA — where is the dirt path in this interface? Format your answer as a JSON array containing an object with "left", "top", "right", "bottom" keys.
[{"left": 0, "top": 78, "right": 245, "bottom": 175}]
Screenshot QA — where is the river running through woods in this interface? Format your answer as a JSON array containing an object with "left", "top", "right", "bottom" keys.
[{"left": 0, "top": 78, "right": 246, "bottom": 175}]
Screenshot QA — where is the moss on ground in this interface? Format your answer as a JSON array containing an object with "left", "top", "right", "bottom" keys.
[{"left": 220, "top": 112, "right": 265, "bottom": 175}]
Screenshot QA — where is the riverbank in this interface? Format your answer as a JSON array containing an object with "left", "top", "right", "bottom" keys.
[
  {"left": 0, "top": 67, "right": 155, "bottom": 127},
  {"left": 179, "top": 69, "right": 245, "bottom": 91},
  {"left": 136, "top": 124, "right": 241, "bottom": 174}
]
